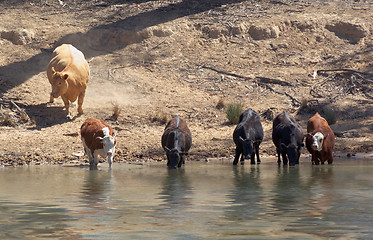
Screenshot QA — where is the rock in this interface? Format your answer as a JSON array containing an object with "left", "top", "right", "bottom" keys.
[
  {"left": 208, "top": 27, "right": 221, "bottom": 39},
  {"left": 152, "top": 27, "right": 173, "bottom": 37},
  {"left": 325, "top": 21, "right": 367, "bottom": 44},
  {"left": 248, "top": 25, "right": 280, "bottom": 40},
  {"left": 335, "top": 130, "right": 361, "bottom": 138},
  {"left": 292, "top": 20, "right": 315, "bottom": 32},
  {"left": 0, "top": 29, "right": 35, "bottom": 45}
]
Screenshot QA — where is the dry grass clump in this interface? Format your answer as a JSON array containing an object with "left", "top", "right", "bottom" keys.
[
  {"left": 111, "top": 102, "right": 122, "bottom": 121},
  {"left": 151, "top": 112, "right": 168, "bottom": 125},
  {"left": 225, "top": 102, "right": 243, "bottom": 124},
  {"left": 322, "top": 107, "right": 337, "bottom": 125},
  {"left": 0, "top": 112, "right": 16, "bottom": 127},
  {"left": 300, "top": 98, "right": 308, "bottom": 110},
  {"left": 216, "top": 98, "right": 225, "bottom": 109}
]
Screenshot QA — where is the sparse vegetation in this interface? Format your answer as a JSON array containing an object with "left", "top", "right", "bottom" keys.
[
  {"left": 0, "top": 112, "right": 16, "bottom": 127},
  {"left": 225, "top": 102, "right": 243, "bottom": 124},
  {"left": 111, "top": 102, "right": 121, "bottom": 121},
  {"left": 216, "top": 98, "right": 225, "bottom": 109},
  {"left": 300, "top": 98, "right": 308, "bottom": 109},
  {"left": 323, "top": 107, "right": 337, "bottom": 125},
  {"left": 151, "top": 112, "right": 168, "bottom": 125}
]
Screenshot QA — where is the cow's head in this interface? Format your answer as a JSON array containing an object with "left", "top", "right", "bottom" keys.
[
  {"left": 164, "top": 147, "right": 188, "bottom": 169},
  {"left": 97, "top": 127, "right": 116, "bottom": 167},
  {"left": 239, "top": 136, "right": 254, "bottom": 159},
  {"left": 281, "top": 143, "right": 301, "bottom": 166},
  {"left": 50, "top": 67, "right": 69, "bottom": 98},
  {"left": 310, "top": 132, "right": 325, "bottom": 151}
]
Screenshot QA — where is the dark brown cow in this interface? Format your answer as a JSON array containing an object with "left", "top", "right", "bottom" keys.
[
  {"left": 272, "top": 112, "right": 304, "bottom": 166},
  {"left": 81, "top": 118, "right": 116, "bottom": 169},
  {"left": 161, "top": 115, "right": 192, "bottom": 169},
  {"left": 306, "top": 113, "right": 335, "bottom": 165},
  {"left": 233, "top": 108, "right": 264, "bottom": 165}
]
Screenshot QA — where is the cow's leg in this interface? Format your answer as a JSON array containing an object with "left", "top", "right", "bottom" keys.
[
  {"left": 107, "top": 155, "right": 113, "bottom": 168},
  {"left": 277, "top": 149, "right": 281, "bottom": 165},
  {"left": 296, "top": 152, "right": 300, "bottom": 165},
  {"left": 61, "top": 96, "right": 71, "bottom": 118},
  {"left": 91, "top": 151, "right": 99, "bottom": 170},
  {"left": 250, "top": 152, "right": 255, "bottom": 165},
  {"left": 77, "top": 91, "right": 86, "bottom": 115},
  {"left": 49, "top": 93, "right": 54, "bottom": 103},
  {"left": 255, "top": 143, "right": 261, "bottom": 164},
  {"left": 85, "top": 149, "right": 96, "bottom": 169},
  {"left": 178, "top": 156, "right": 184, "bottom": 168},
  {"left": 327, "top": 152, "right": 334, "bottom": 164},
  {"left": 282, "top": 152, "right": 288, "bottom": 165},
  {"left": 240, "top": 154, "right": 245, "bottom": 165},
  {"left": 312, "top": 154, "right": 319, "bottom": 165},
  {"left": 233, "top": 148, "right": 241, "bottom": 165}
]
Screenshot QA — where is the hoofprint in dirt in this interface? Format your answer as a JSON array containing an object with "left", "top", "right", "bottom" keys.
[{"left": 0, "top": 0, "right": 372, "bottom": 166}]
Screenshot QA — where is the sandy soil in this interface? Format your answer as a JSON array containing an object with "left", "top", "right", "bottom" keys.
[{"left": 0, "top": 0, "right": 372, "bottom": 167}]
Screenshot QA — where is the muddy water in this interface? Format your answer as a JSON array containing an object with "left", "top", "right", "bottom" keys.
[{"left": 0, "top": 159, "right": 372, "bottom": 239}]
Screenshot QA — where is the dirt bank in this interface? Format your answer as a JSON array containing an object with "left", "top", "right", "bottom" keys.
[{"left": 0, "top": 0, "right": 372, "bottom": 167}]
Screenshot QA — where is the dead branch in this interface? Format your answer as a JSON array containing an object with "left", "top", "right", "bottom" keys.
[
  {"left": 201, "top": 65, "right": 294, "bottom": 87},
  {"left": 285, "top": 91, "right": 301, "bottom": 105},
  {"left": 10, "top": 101, "right": 30, "bottom": 121},
  {"left": 258, "top": 83, "right": 300, "bottom": 106},
  {"left": 317, "top": 68, "right": 373, "bottom": 77},
  {"left": 201, "top": 65, "right": 248, "bottom": 79},
  {"left": 0, "top": 98, "right": 28, "bottom": 107},
  {"left": 259, "top": 83, "right": 282, "bottom": 95},
  {"left": 255, "top": 76, "right": 293, "bottom": 87},
  {"left": 310, "top": 75, "right": 334, "bottom": 98}
]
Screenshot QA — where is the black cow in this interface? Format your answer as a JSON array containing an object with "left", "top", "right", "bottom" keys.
[
  {"left": 161, "top": 115, "right": 192, "bottom": 169},
  {"left": 272, "top": 111, "right": 304, "bottom": 166},
  {"left": 233, "top": 108, "right": 264, "bottom": 165}
]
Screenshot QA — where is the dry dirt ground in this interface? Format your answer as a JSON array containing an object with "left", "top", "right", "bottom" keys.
[{"left": 0, "top": 0, "right": 372, "bottom": 167}]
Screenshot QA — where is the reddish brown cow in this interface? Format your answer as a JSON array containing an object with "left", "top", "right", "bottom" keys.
[
  {"left": 306, "top": 113, "right": 335, "bottom": 165},
  {"left": 81, "top": 118, "right": 116, "bottom": 169}
]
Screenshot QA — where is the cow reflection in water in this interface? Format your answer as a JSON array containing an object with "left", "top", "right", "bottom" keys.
[
  {"left": 271, "top": 167, "right": 303, "bottom": 215},
  {"left": 153, "top": 169, "right": 193, "bottom": 220},
  {"left": 225, "top": 166, "right": 263, "bottom": 221},
  {"left": 304, "top": 167, "right": 335, "bottom": 220},
  {"left": 79, "top": 170, "right": 113, "bottom": 212}
]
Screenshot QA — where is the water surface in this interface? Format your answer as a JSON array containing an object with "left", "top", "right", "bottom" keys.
[{"left": 0, "top": 159, "right": 372, "bottom": 239}]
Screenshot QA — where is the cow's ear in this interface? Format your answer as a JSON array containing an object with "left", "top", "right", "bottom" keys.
[
  {"left": 280, "top": 143, "right": 287, "bottom": 151},
  {"left": 62, "top": 74, "right": 68, "bottom": 80},
  {"left": 164, "top": 146, "right": 171, "bottom": 153}
]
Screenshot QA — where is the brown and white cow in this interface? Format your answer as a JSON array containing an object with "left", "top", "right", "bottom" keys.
[
  {"left": 306, "top": 113, "right": 335, "bottom": 165},
  {"left": 81, "top": 118, "right": 116, "bottom": 169},
  {"left": 47, "top": 44, "right": 89, "bottom": 118}
]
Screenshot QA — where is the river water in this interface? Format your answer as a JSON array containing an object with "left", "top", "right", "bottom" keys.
[{"left": 0, "top": 159, "right": 372, "bottom": 239}]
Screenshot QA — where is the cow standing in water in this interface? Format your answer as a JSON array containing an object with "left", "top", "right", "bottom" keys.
[
  {"left": 233, "top": 108, "right": 264, "bottom": 165},
  {"left": 306, "top": 113, "right": 335, "bottom": 165},
  {"left": 81, "top": 118, "right": 116, "bottom": 170},
  {"left": 47, "top": 44, "right": 89, "bottom": 118},
  {"left": 272, "top": 112, "right": 304, "bottom": 166},
  {"left": 161, "top": 116, "right": 192, "bottom": 169}
]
